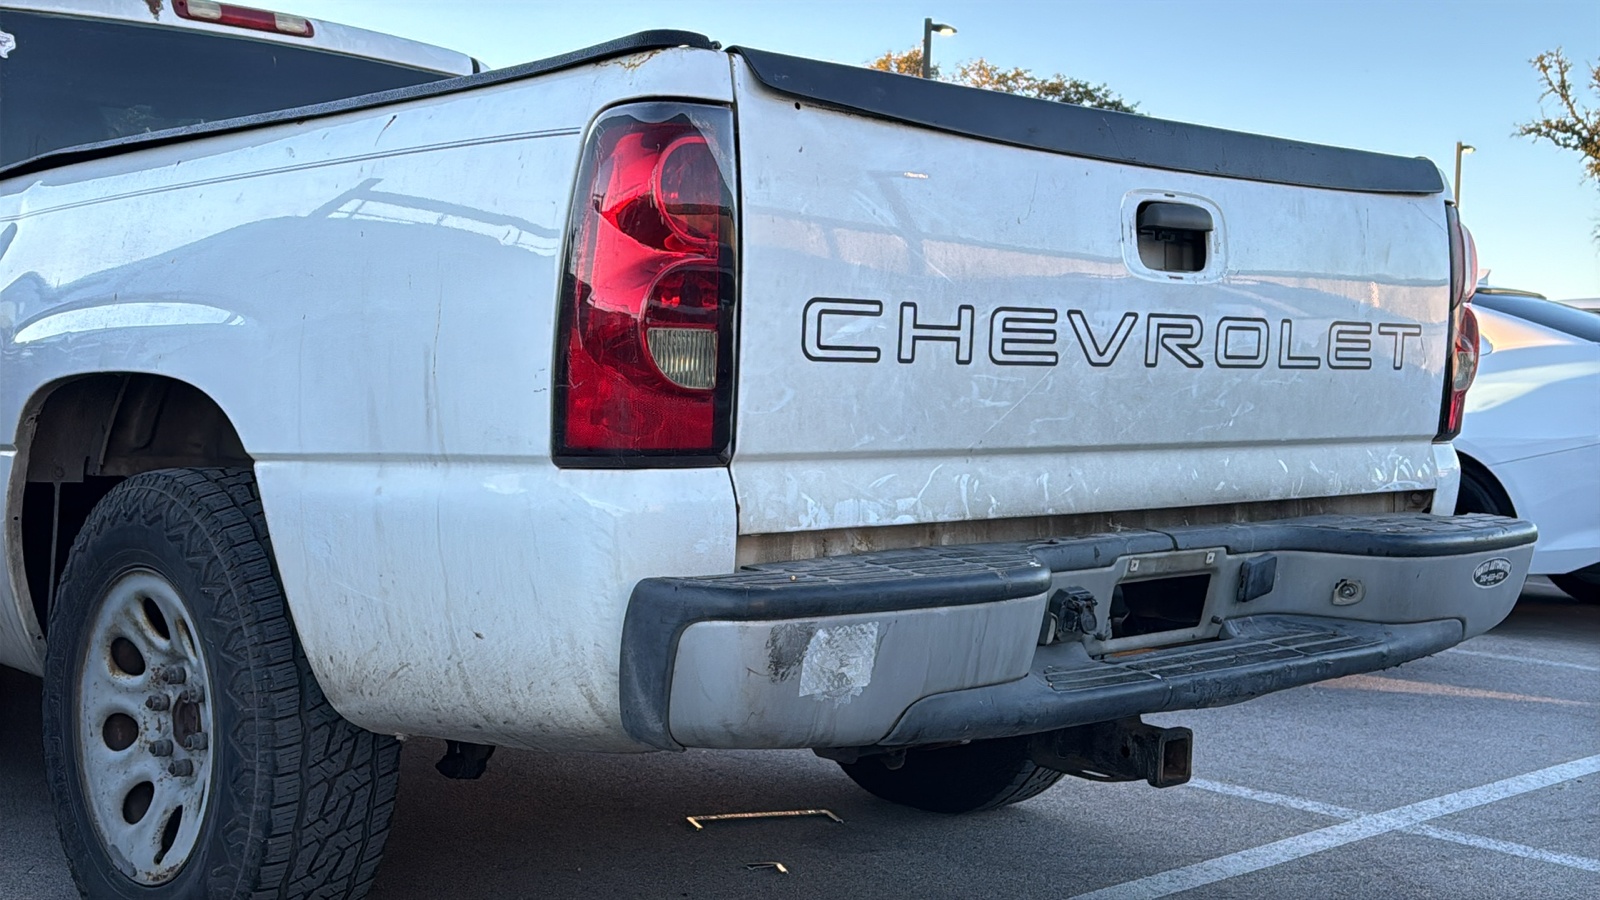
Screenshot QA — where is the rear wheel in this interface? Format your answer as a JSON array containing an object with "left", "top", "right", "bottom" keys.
[
  {"left": 1550, "top": 572, "right": 1600, "bottom": 603},
  {"left": 837, "top": 736, "right": 1065, "bottom": 813},
  {"left": 1454, "top": 465, "right": 1513, "bottom": 517},
  {"left": 42, "top": 468, "right": 400, "bottom": 900}
]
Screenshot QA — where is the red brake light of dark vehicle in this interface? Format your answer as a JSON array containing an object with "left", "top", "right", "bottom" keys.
[
  {"left": 1437, "top": 205, "right": 1480, "bottom": 441},
  {"left": 554, "top": 103, "right": 737, "bottom": 465},
  {"left": 174, "top": 0, "right": 315, "bottom": 38}
]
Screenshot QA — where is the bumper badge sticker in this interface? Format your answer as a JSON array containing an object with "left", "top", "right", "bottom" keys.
[{"left": 1472, "top": 557, "right": 1512, "bottom": 588}]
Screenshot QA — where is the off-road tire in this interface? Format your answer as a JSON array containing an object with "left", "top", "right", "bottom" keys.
[
  {"left": 42, "top": 468, "right": 401, "bottom": 899},
  {"left": 838, "top": 736, "right": 1066, "bottom": 813}
]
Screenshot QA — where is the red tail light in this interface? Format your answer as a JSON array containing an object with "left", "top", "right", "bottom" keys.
[
  {"left": 1437, "top": 205, "right": 1479, "bottom": 441},
  {"left": 554, "top": 103, "right": 737, "bottom": 465},
  {"left": 1439, "top": 302, "right": 1479, "bottom": 438},
  {"left": 174, "top": 0, "right": 315, "bottom": 37}
]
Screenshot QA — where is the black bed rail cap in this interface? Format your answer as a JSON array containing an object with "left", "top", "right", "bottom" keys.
[{"left": 728, "top": 46, "right": 1444, "bottom": 196}]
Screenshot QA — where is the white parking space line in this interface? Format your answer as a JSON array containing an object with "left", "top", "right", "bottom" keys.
[
  {"left": 1188, "top": 779, "right": 1600, "bottom": 874},
  {"left": 1069, "top": 754, "right": 1600, "bottom": 900},
  {"left": 1407, "top": 825, "right": 1600, "bottom": 874},
  {"left": 1186, "top": 779, "right": 1361, "bottom": 819},
  {"left": 1445, "top": 648, "right": 1600, "bottom": 673}
]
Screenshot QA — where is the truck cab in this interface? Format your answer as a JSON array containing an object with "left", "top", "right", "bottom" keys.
[{"left": 0, "top": 0, "right": 474, "bottom": 169}]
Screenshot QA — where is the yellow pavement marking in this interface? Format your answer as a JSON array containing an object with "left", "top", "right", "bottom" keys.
[{"left": 1316, "top": 674, "right": 1592, "bottom": 706}]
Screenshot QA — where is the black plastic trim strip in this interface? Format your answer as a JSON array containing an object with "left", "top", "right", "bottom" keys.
[
  {"left": 618, "top": 513, "right": 1532, "bottom": 749},
  {"left": 728, "top": 47, "right": 1445, "bottom": 195},
  {"left": 0, "top": 30, "right": 717, "bottom": 181}
]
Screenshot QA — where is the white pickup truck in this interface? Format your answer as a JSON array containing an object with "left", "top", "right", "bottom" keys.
[{"left": 0, "top": 3, "right": 1537, "bottom": 899}]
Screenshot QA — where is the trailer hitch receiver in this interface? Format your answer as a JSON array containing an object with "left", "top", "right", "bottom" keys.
[{"left": 1029, "top": 716, "right": 1192, "bottom": 788}]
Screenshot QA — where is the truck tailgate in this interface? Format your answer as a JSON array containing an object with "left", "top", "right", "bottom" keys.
[{"left": 727, "top": 52, "right": 1450, "bottom": 537}]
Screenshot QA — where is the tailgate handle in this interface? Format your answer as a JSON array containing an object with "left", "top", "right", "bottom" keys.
[
  {"left": 1135, "top": 201, "right": 1212, "bottom": 273},
  {"left": 1138, "top": 202, "right": 1213, "bottom": 232}
]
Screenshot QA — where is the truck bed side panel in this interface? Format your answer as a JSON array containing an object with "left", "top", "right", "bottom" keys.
[{"left": 0, "top": 50, "right": 738, "bottom": 752}]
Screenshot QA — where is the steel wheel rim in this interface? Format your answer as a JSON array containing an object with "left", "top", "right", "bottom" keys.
[{"left": 77, "top": 569, "right": 215, "bottom": 885}]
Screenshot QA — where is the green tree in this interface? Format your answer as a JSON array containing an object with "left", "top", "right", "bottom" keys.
[
  {"left": 868, "top": 48, "right": 1138, "bottom": 113},
  {"left": 1518, "top": 48, "right": 1600, "bottom": 182},
  {"left": 952, "top": 58, "right": 1137, "bottom": 113}
]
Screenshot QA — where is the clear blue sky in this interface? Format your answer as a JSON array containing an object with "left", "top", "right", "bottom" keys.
[{"left": 288, "top": 0, "right": 1600, "bottom": 300}]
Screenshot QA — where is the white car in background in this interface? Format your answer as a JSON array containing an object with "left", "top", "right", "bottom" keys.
[{"left": 1456, "top": 286, "right": 1600, "bottom": 601}]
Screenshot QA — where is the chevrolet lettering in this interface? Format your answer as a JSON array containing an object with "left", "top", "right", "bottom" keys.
[{"left": 803, "top": 299, "right": 1428, "bottom": 370}]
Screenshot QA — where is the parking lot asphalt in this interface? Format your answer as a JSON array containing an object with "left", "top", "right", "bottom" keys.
[{"left": 2, "top": 578, "right": 1596, "bottom": 899}]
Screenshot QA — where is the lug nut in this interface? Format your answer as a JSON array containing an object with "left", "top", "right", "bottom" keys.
[
  {"left": 180, "top": 686, "right": 205, "bottom": 704},
  {"left": 145, "top": 695, "right": 170, "bottom": 712},
  {"left": 168, "top": 759, "right": 194, "bottom": 777},
  {"left": 162, "top": 666, "right": 187, "bottom": 685},
  {"left": 183, "top": 733, "right": 208, "bottom": 751},
  {"left": 149, "top": 739, "right": 173, "bottom": 757}
]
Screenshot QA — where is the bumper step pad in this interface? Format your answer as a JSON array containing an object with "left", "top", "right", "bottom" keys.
[
  {"left": 882, "top": 615, "right": 1461, "bottom": 747},
  {"left": 1043, "top": 624, "right": 1384, "bottom": 693}
]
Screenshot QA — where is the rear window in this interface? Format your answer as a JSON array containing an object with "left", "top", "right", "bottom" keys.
[
  {"left": 1472, "top": 290, "right": 1600, "bottom": 345},
  {"left": 0, "top": 10, "right": 451, "bottom": 168}
]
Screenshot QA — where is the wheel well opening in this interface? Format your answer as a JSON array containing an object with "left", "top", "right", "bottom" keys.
[
  {"left": 17, "top": 374, "right": 251, "bottom": 635},
  {"left": 1455, "top": 454, "right": 1516, "bottom": 518}
]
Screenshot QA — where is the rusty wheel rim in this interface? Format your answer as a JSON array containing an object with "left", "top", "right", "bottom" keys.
[{"left": 77, "top": 570, "right": 214, "bottom": 885}]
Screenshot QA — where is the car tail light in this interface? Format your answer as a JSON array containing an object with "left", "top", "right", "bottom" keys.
[
  {"left": 1448, "top": 205, "right": 1479, "bottom": 310},
  {"left": 554, "top": 103, "right": 737, "bottom": 465},
  {"left": 1437, "top": 205, "right": 1479, "bottom": 441},
  {"left": 174, "top": 0, "right": 315, "bottom": 37}
]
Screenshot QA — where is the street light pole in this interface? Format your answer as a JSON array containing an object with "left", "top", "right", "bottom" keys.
[
  {"left": 921, "top": 18, "right": 956, "bottom": 79},
  {"left": 922, "top": 18, "right": 933, "bottom": 79},
  {"left": 1453, "top": 141, "right": 1475, "bottom": 207}
]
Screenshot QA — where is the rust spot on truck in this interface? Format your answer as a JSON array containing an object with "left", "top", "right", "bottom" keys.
[{"left": 602, "top": 49, "right": 666, "bottom": 71}]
